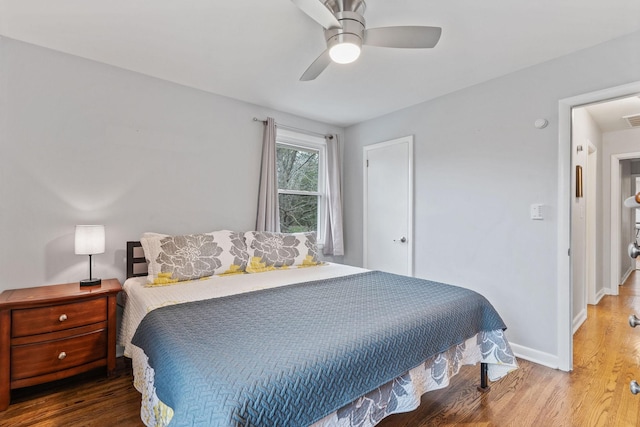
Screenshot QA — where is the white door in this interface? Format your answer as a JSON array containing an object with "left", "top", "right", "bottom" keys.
[{"left": 363, "top": 136, "right": 413, "bottom": 275}]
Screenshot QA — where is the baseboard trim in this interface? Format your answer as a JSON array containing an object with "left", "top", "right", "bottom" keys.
[
  {"left": 573, "top": 309, "right": 587, "bottom": 334},
  {"left": 594, "top": 288, "right": 607, "bottom": 304},
  {"left": 621, "top": 267, "right": 634, "bottom": 286},
  {"left": 509, "top": 343, "right": 561, "bottom": 370}
]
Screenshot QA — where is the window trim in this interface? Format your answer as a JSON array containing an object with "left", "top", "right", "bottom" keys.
[{"left": 276, "top": 128, "right": 327, "bottom": 241}]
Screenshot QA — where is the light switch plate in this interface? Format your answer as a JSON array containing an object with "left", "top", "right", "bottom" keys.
[{"left": 531, "top": 204, "right": 544, "bottom": 220}]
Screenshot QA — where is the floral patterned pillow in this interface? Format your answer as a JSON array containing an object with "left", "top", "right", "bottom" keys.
[
  {"left": 140, "top": 230, "right": 249, "bottom": 286},
  {"left": 244, "top": 231, "right": 323, "bottom": 273}
]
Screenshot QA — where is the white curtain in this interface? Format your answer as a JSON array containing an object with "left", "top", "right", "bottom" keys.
[
  {"left": 256, "top": 117, "right": 280, "bottom": 232},
  {"left": 323, "top": 135, "right": 344, "bottom": 256}
]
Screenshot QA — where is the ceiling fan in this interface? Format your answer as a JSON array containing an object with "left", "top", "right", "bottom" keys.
[{"left": 291, "top": 0, "right": 442, "bottom": 81}]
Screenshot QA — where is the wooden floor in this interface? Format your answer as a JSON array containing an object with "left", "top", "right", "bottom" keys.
[{"left": 3, "top": 272, "right": 640, "bottom": 426}]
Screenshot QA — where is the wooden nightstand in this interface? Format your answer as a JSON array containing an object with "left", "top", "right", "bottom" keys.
[{"left": 0, "top": 278, "right": 121, "bottom": 410}]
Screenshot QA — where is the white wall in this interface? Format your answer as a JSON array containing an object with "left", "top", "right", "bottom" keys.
[
  {"left": 343, "top": 30, "right": 640, "bottom": 364},
  {"left": 570, "top": 107, "right": 602, "bottom": 328},
  {"left": 0, "top": 37, "right": 344, "bottom": 291}
]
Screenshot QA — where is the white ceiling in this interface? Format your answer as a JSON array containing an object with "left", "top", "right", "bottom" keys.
[
  {"left": 1, "top": 0, "right": 640, "bottom": 127},
  {"left": 583, "top": 95, "right": 640, "bottom": 133}
]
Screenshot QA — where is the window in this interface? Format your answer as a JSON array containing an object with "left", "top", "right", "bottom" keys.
[{"left": 276, "top": 129, "right": 326, "bottom": 239}]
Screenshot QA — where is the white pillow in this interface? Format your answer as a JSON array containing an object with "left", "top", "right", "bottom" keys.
[
  {"left": 140, "top": 230, "right": 249, "bottom": 285},
  {"left": 244, "top": 231, "right": 323, "bottom": 273}
]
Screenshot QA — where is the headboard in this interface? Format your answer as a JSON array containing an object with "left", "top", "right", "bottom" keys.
[{"left": 126, "top": 241, "right": 148, "bottom": 279}]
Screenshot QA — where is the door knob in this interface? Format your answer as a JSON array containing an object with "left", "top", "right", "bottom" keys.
[
  {"left": 630, "top": 314, "right": 640, "bottom": 328},
  {"left": 393, "top": 237, "right": 407, "bottom": 243},
  {"left": 631, "top": 380, "right": 640, "bottom": 395}
]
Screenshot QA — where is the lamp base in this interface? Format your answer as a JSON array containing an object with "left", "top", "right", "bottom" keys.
[{"left": 79, "top": 278, "right": 102, "bottom": 287}]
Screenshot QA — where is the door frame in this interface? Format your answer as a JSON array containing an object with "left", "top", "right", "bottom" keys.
[
  {"left": 558, "top": 81, "right": 640, "bottom": 372},
  {"left": 610, "top": 152, "right": 640, "bottom": 294},
  {"left": 363, "top": 135, "right": 414, "bottom": 275},
  {"left": 586, "top": 141, "right": 597, "bottom": 305}
]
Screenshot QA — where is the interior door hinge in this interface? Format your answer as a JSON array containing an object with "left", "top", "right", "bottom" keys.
[
  {"left": 568, "top": 248, "right": 571, "bottom": 256},
  {"left": 366, "top": 159, "right": 369, "bottom": 167}
]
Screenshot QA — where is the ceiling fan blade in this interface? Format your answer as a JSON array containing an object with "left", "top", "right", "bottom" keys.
[
  {"left": 364, "top": 26, "right": 442, "bottom": 48},
  {"left": 291, "top": 0, "right": 342, "bottom": 29},
  {"left": 300, "top": 49, "right": 331, "bottom": 81}
]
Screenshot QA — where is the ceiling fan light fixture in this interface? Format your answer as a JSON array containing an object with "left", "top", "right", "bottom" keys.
[
  {"left": 329, "top": 42, "right": 361, "bottom": 64},
  {"left": 294, "top": 1, "right": 441, "bottom": 80},
  {"left": 327, "top": 31, "right": 362, "bottom": 64}
]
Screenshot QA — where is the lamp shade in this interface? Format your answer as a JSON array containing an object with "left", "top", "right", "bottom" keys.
[{"left": 75, "top": 225, "right": 105, "bottom": 255}]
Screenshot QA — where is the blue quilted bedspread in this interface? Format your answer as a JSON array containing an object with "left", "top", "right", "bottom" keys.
[{"left": 131, "top": 271, "right": 506, "bottom": 427}]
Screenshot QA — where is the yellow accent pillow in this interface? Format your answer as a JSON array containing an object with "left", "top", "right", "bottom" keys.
[
  {"left": 149, "top": 272, "right": 179, "bottom": 287},
  {"left": 219, "top": 264, "right": 247, "bottom": 276},
  {"left": 247, "top": 256, "right": 278, "bottom": 273},
  {"left": 147, "top": 273, "right": 215, "bottom": 287},
  {"left": 300, "top": 255, "right": 323, "bottom": 268}
]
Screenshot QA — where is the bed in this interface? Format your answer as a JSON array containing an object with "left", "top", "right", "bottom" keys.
[{"left": 120, "top": 231, "right": 517, "bottom": 427}]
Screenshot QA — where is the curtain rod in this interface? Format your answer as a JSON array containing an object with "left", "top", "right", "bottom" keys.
[{"left": 253, "top": 117, "right": 333, "bottom": 139}]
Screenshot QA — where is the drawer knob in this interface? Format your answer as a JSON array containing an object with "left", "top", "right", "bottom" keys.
[
  {"left": 58, "top": 352, "right": 67, "bottom": 360},
  {"left": 59, "top": 314, "right": 68, "bottom": 322}
]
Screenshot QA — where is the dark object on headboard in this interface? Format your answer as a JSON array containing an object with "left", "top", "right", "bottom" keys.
[{"left": 126, "top": 241, "right": 148, "bottom": 279}]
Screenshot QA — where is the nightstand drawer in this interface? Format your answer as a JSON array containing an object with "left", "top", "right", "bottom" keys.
[
  {"left": 11, "top": 298, "right": 107, "bottom": 337},
  {"left": 0, "top": 278, "right": 121, "bottom": 411},
  {"left": 11, "top": 328, "right": 108, "bottom": 381}
]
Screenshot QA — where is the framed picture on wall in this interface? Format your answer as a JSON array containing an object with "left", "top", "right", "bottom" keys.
[{"left": 576, "top": 165, "right": 583, "bottom": 198}]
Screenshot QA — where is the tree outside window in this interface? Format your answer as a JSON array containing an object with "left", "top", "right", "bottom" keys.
[{"left": 276, "top": 138, "right": 325, "bottom": 236}]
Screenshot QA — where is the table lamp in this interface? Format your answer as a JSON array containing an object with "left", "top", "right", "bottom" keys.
[{"left": 75, "top": 225, "right": 105, "bottom": 286}]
